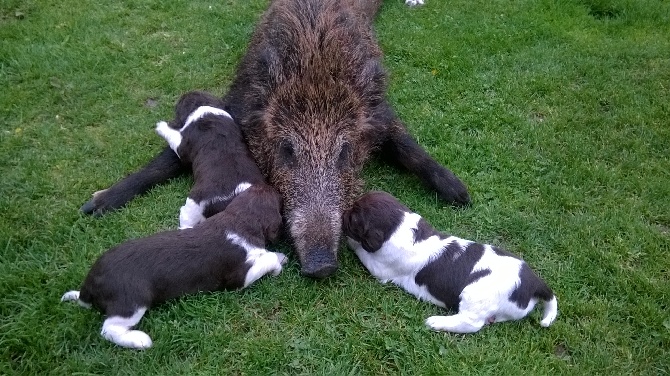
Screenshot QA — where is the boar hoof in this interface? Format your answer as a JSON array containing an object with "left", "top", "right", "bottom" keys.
[
  {"left": 300, "top": 248, "right": 338, "bottom": 279},
  {"left": 80, "top": 200, "right": 104, "bottom": 217}
]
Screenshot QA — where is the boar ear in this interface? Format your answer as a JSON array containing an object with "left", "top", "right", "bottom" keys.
[
  {"left": 259, "top": 46, "right": 283, "bottom": 85},
  {"left": 277, "top": 139, "right": 296, "bottom": 167},
  {"left": 336, "top": 142, "right": 351, "bottom": 170}
]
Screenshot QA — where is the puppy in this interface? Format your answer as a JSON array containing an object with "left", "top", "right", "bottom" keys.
[
  {"left": 155, "top": 91, "right": 265, "bottom": 229},
  {"left": 61, "top": 184, "right": 287, "bottom": 349},
  {"left": 342, "top": 191, "right": 558, "bottom": 333}
]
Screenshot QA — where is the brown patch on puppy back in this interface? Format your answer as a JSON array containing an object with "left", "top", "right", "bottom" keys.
[{"left": 413, "top": 218, "right": 441, "bottom": 244}]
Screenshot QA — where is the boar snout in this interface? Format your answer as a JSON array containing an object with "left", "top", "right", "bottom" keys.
[
  {"left": 287, "top": 202, "right": 343, "bottom": 279},
  {"left": 300, "top": 246, "right": 338, "bottom": 279}
]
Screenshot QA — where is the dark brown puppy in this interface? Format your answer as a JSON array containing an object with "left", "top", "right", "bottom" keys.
[
  {"left": 81, "top": 0, "right": 470, "bottom": 279},
  {"left": 63, "top": 185, "right": 286, "bottom": 349},
  {"left": 155, "top": 91, "right": 266, "bottom": 229}
]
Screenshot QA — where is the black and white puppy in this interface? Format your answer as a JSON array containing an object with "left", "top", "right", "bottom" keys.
[
  {"left": 155, "top": 91, "right": 265, "bottom": 229},
  {"left": 342, "top": 191, "right": 558, "bottom": 333},
  {"left": 61, "top": 184, "right": 286, "bottom": 349}
]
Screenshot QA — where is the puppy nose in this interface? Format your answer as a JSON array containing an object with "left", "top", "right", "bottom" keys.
[{"left": 300, "top": 247, "right": 338, "bottom": 279}]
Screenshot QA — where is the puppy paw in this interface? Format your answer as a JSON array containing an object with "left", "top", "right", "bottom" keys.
[
  {"left": 276, "top": 252, "right": 288, "bottom": 265},
  {"left": 271, "top": 253, "right": 287, "bottom": 276},
  {"left": 155, "top": 121, "right": 182, "bottom": 154},
  {"left": 125, "top": 330, "right": 153, "bottom": 350},
  {"left": 61, "top": 290, "right": 80, "bottom": 302},
  {"left": 105, "top": 329, "right": 153, "bottom": 350},
  {"left": 405, "top": 0, "right": 425, "bottom": 6},
  {"left": 179, "top": 199, "right": 205, "bottom": 229},
  {"left": 155, "top": 120, "right": 170, "bottom": 136},
  {"left": 425, "top": 316, "right": 448, "bottom": 331}
]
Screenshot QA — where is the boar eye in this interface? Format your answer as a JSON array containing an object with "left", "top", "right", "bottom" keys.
[
  {"left": 337, "top": 142, "right": 351, "bottom": 169},
  {"left": 278, "top": 139, "right": 296, "bottom": 166}
]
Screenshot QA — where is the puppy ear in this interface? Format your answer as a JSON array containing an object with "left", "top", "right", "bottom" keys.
[
  {"left": 260, "top": 187, "right": 283, "bottom": 243},
  {"left": 360, "top": 228, "right": 385, "bottom": 252},
  {"left": 343, "top": 207, "right": 385, "bottom": 252},
  {"left": 264, "top": 213, "right": 282, "bottom": 243},
  {"left": 341, "top": 208, "right": 359, "bottom": 239}
]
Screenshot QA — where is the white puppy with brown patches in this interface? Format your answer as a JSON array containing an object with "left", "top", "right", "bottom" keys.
[
  {"left": 154, "top": 91, "right": 266, "bottom": 229},
  {"left": 342, "top": 191, "right": 557, "bottom": 333}
]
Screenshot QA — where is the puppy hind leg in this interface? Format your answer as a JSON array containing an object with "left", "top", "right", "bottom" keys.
[
  {"left": 101, "top": 307, "right": 152, "bottom": 349},
  {"left": 155, "top": 121, "right": 183, "bottom": 155},
  {"left": 179, "top": 198, "right": 206, "bottom": 229},
  {"left": 425, "top": 313, "right": 487, "bottom": 334}
]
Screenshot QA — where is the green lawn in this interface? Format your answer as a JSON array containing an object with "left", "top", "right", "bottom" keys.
[{"left": 1, "top": 0, "right": 669, "bottom": 374}]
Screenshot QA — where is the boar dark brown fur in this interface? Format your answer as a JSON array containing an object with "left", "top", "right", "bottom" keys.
[{"left": 81, "top": 0, "right": 470, "bottom": 279}]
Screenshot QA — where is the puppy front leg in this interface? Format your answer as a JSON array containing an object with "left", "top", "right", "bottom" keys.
[
  {"left": 243, "top": 252, "right": 287, "bottom": 288},
  {"left": 155, "top": 121, "right": 182, "bottom": 155},
  {"left": 178, "top": 198, "right": 205, "bottom": 229}
]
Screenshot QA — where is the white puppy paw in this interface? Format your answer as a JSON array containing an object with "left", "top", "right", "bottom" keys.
[
  {"left": 179, "top": 198, "right": 205, "bottom": 229},
  {"left": 405, "top": 0, "right": 425, "bottom": 6},
  {"left": 425, "top": 315, "right": 448, "bottom": 331},
  {"left": 61, "top": 290, "right": 92, "bottom": 308},
  {"left": 103, "top": 328, "right": 153, "bottom": 350},
  {"left": 124, "top": 330, "right": 153, "bottom": 349},
  {"left": 155, "top": 120, "right": 182, "bottom": 155},
  {"left": 61, "top": 290, "right": 80, "bottom": 302},
  {"left": 425, "top": 314, "right": 485, "bottom": 333},
  {"left": 271, "top": 252, "right": 287, "bottom": 276}
]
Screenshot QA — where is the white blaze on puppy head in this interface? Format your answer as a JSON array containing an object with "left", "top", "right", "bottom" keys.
[{"left": 342, "top": 191, "right": 557, "bottom": 334}]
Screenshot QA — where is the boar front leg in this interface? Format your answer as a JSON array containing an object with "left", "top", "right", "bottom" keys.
[
  {"left": 381, "top": 119, "right": 471, "bottom": 206},
  {"left": 80, "top": 147, "right": 186, "bottom": 216}
]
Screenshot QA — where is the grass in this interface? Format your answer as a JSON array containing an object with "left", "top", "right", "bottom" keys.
[{"left": 1, "top": 0, "right": 669, "bottom": 374}]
